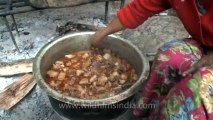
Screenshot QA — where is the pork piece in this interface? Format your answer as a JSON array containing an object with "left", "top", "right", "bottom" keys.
[
  {"left": 114, "top": 62, "right": 119, "bottom": 66},
  {"left": 126, "top": 63, "right": 131, "bottom": 70},
  {"left": 63, "top": 92, "right": 70, "bottom": 96},
  {"left": 65, "top": 54, "right": 75, "bottom": 59},
  {"left": 58, "top": 72, "right": 66, "bottom": 81},
  {"left": 54, "top": 81, "right": 62, "bottom": 90},
  {"left": 71, "top": 59, "right": 77, "bottom": 64},
  {"left": 83, "top": 71, "right": 92, "bottom": 77},
  {"left": 96, "top": 54, "right": 103, "bottom": 61},
  {"left": 90, "top": 61, "right": 102, "bottom": 74},
  {"left": 67, "top": 69, "right": 76, "bottom": 77},
  {"left": 47, "top": 70, "right": 59, "bottom": 78},
  {"left": 82, "top": 53, "right": 89, "bottom": 59},
  {"left": 119, "top": 80, "right": 126, "bottom": 84},
  {"left": 131, "top": 69, "right": 138, "bottom": 80},
  {"left": 70, "top": 86, "right": 82, "bottom": 98},
  {"left": 97, "top": 93, "right": 108, "bottom": 98},
  {"left": 65, "top": 61, "right": 72, "bottom": 66},
  {"left": 121, "top": 73, "right": 128, "bottom": 80},
  {"left": 112, "top": 71, "right": 119, "bottom": 77},
  {"left": 95, "top": 86, "right": 105, "bottom": 93},
  {"left": 62, "top": 67, "right": 68, "bottom": 72},
  {"left": 52, "top": 64, "right": 60, "bottom": 70},
  {"left": 82, "top": 59, "right": 91, "bottom": 69},
  {"left": 56, "top": 61, "right": 64, "bottom": 65},
  {"left": 68, "top": 77, "right": 77, "bottom": 85},
  {"left": 73, "top": 63, "right": 80, "bottom": 68},
  {"left": 107, "top": 81, "right": 112, "bottom": 87},
  {"left": 97, "top": 75, "right": 108, "bottom": 86},
  {"left": 89, "top": 75, "right": 97, "bottom": 83},
  {"left": 132, "top": 74, "right": 138, "bottom": 81},
  {"left": 55, "top": 61, "right": 65, "bottom": 68},
  {"left": 63, "top": 83, "right": 69, "bottom": 90},
  {"left": 49, "top": 80, "right": 57, "bottom": 87},
  {"left": 103, "top": 53, "right": 111, "bottom": 60},
  {"left": 79, "top": 78, "right": 89, "bottom": 85},
  {"left": 76, "top": 70, "right": 84, "bottom": 76},
  {"left": 109, "top": 71, "right": 119, "bottom": 82},
  {"left": 88, "top": 91, "right": 93, "bottom": 96},
  {"left": 92, "top": 81, "right": 97, "bottom": 86},
  {"left": 109, "top": 92, "right": 115, "bottom": 97},
  {"left": 76, "top": 85, "right": 86, "bottom": 98}
]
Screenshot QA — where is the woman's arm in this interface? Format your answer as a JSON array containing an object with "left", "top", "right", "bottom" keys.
[
  {"left": 91, "top": 17, "right": 125, "bottom": 46},
  {"left": 91, "top": 0, "right": 171, "bottom": 46}
]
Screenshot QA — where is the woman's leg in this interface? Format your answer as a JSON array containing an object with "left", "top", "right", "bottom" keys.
[
  {"left": 156, "top": 66, "right": 213, "bottom": 120},
  {"left": 133, "top": 39, "right": 203, "bottom": 117}
]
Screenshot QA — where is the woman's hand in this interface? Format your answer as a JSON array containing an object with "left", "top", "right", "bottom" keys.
[
  {"left": 90, "top": 29, "right": 108, "bottom": 47},
  {"left": 90, "top": 17, "right": 126, "bottom": 47},
  {"left": 183, "top": 49, "right": 213, "bottom": 76}
]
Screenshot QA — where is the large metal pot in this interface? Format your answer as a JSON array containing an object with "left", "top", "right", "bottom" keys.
[{"left": 33, "top": 32, "right": 149, "bottom": 119}]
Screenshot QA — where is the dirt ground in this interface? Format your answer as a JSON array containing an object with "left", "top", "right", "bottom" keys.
[{"left": 0, "top": 1, "right": 188, "bottom": 120}]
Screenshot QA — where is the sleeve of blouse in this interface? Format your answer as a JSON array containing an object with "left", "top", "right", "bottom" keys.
[{"left": 117, "top": 0, "right": 171, "bottom": 29}]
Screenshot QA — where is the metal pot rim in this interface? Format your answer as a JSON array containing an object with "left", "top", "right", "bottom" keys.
[{"left": 33, "top": 32, "right": 150, "bottom": 106}]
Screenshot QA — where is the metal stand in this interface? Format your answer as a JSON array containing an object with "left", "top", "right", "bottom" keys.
[
  {"left": 3, "top": 16, "right": 20, "bottom": 53},
  {"left": 104, "top": 0, "right": 125, "bottom": 23},
  {"left": 104, "top": 1, "right": 109, "bottom": 23},
  {"left": 120, "top": 0, "right": 125, "bottom": 9},
  {"left": 11, "top": 14, "right": 20, "bottom": 36},
  {"left": 0, "top": 0, "right": 35, "bottom": 53}
]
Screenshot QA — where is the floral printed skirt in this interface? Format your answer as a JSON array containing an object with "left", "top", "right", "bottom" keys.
[{"left": 133, "top": 39, "right": 213, "bottom": 120}]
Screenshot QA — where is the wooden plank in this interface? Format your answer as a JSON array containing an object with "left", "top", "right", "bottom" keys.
[
  {"left": 0, "top": 60, "right": 33, "bottom": 77},
  {"left": 0, "top": 74, "right": 36, "bottom": 110}
]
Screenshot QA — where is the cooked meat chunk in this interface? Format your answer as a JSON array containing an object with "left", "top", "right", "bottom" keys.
[
  {"left": 83, "top": 71, "right": 92, "bottom": 77},
  {"left": 95, "top": 87, "right": 105, "bottom": 93},
  {"left": 79, "top": 78, "right": 89, "bottom": 85},
  {"left": 76, "top": 70, "right": 84, "bottom": 76},
  {"left": 56, "top": 61, "right": 64, "bottom": 65},
  {"left": 68, "top": 77, "right": 76, "bottom": 85},
  {"left": 89, "top": 75, "right": 97, "bottom": 83},
  {"left": 65, "top": 54, "right": 75, "bottom": 59},
  {"left": 47, "top": 70, "right": 59, "bottom": 78},
  {"left": 97, "top": 75, "right": 108, "bottom": 86},
  {"left": 121, "top": 73, "right": 128, "bottom": 80},
  {"left": 58, "top": 72, "right": 66, "bottom": 81},
  {"left": 53, "top": 64, "right": 60, "bottom": 70},
  {"left": 132, "top": 74, "right": 138, "bottom": 81},
  {"left": 49, "top": 80, "right": 56, "bottom": 87},
  {"left": 112, "top": 71, "right": 119, "bottom": 77},
  {"left": 96, "top": 55, "right": 103, "bottom": 61},
  {"left": 82, "top": 59, "right": 91, "bottom": 69},
  {"left": 119, "top": 80, "right": 126, "bottom": 84},
  {"left": 66, "top": 62, "right": 72, "bottom": 66},
  {"left": 82, "top": 53, "right": 89, "bottom": 59},
  {"left": 103, "top": 53, "right": 111, "bottom": 60}
]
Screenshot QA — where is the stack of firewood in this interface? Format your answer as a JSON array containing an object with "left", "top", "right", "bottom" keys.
[{"left": 0, "top": 59, "right": 35, "bottom": 110}]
